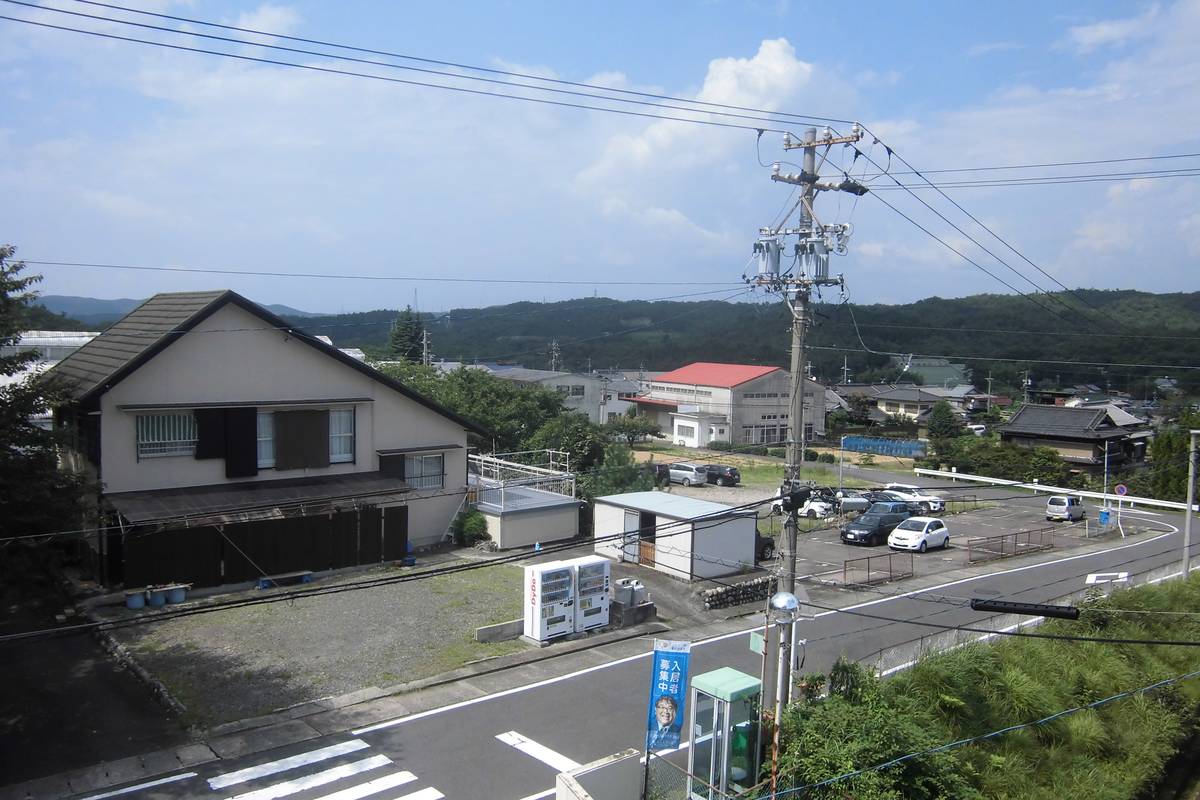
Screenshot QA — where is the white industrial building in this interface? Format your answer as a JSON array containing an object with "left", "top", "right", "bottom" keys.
[{"left": 593, "top": 492, "right": 756, "bottom": 581}]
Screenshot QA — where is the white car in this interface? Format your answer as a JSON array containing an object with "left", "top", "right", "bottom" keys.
[
  {"left": 887, "top": 517, "right": 951, "bottom": 552},
  {"left": 771, "top": 496, "right": 835, "bottom": 518},
  {"left": 881, "top": 485, "right": 945, "bottom": 513}
]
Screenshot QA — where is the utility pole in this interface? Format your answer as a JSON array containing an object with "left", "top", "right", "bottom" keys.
[
  {"left": 749, "top": 123, "right": 865, "bottom": 714},
  {"left": 1022, "top": 371, "right": 1031, "bottom": 406},
  {"left": 841, "top": 356, "right": 850, "bottom": 385},
  {"left": 986, "top": 373, "right": 994, "bottom": 413},
  {"left": 549, "top": 339, "right": 561, "bottom": 372},
  {"left": 421, "top": 329, "right": 431, "bottom": 367},
  {"left": 1184, "top": 430, "right": 1199, "bottom": 578}
]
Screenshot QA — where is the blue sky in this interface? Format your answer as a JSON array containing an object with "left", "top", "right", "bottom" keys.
[{"left": 2, "top": 1, "right": 1197, "bottom": 315}]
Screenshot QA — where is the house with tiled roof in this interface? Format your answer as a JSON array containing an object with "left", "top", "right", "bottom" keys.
[
  {"left": 48, "top": 290, "right": 487, "bottom": 589},
  {"left": 629, "top": 362, "right": 828, "bottom": 448},
  {"left": 999, "top": 404, "right": 1152, "bottom": 470}
]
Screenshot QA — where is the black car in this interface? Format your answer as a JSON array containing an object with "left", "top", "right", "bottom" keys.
[
  {"left": 704, "top": 464, "right": 741, "bottom": 487},
  {"left": 644, "top": 463, "right": 670, "bottom": 485},
  {"left": 840, "top": 502, "right": 911, "bottom": 546},
  {"left": 755, "top": 529, "right": 776, "bottom": 561}
]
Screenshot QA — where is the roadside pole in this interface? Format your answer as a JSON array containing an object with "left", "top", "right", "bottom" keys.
[{"left": 1184, "top": 430, "right": 1199, "bottom": 578}]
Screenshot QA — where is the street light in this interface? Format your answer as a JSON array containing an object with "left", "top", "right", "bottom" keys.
[{"left": 768, "top": 590, "right": 800, "bottom": 797}]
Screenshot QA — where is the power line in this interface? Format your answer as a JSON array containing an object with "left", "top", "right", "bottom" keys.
[
  {"left": 6, "top": 1, "right": 841, "bottom": 133},
  {"left": 872, "top": 170, "right": 1200, "bottom": 190},
  {"left": 807, "top": 341, "right": 1200, "bottom": 372},
  {"left": 0, "top": 13, "right": 799, "bottom": 136},
  {"left": 830, "top": 318, "right": 1200, "bottom": 342},
  {"left": 21, "top": 258, "right": 745, "bottom": 287},
  {"left": 879, "top": 151, "right": 1200, "bottom": 176},
  {"left": 65, "top": 0, "right": 855, "bottom": 127}
]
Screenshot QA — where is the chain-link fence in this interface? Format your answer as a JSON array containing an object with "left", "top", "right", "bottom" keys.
[{"left": 645, "top": 751, "right": 739, "bottom": 800}]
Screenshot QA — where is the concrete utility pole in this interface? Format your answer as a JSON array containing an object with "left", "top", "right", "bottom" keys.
[
  {"left": 549, "top": 339, "right": 561, "bottom": 372},
  {"left": 750, "top": 123, "right": 865, "bottom": 708},
  {"left": 841, "top": 356, "right": 850, "bottom": 385},
  {"left": 421, "top": 329, "right": 431, "bottom": 367},
  {"left": 1184, "top": 430, "right": 1199, "bottom": 577},
  {"left": 986, "top": 373, "right": 994, "bottom": 413}
]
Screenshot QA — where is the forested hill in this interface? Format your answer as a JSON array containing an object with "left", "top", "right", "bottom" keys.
[{"left": 283, "top": 288, "right": 1199, "bottom": 395}]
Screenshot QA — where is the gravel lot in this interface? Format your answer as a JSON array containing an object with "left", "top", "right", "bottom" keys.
[{"left": 110, "top": 558, "right": 527, "bottom": 728}]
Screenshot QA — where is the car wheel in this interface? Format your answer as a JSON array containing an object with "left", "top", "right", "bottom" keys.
[
  {"left": 1046, "top": 516, "right": 1053, "bottom": 522},
  {"left": 942, "top": 535, "right": 950, "bottom": 549},
  {"left": 682, "top": 478, "right": 692, "bottom": 487},
  {"left": 920, "top": 502, "right": 931, "bottom": 514},
  {"left": 760, "top": 542, "right": 775, "bottom": 560},
  {"left": 918, "top": 541, "right": 927, "bottom": 553}
]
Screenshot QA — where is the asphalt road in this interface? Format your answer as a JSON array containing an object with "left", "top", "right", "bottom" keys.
[{"left": 73, "top": 495, "right": 1192, "bottom": 800}]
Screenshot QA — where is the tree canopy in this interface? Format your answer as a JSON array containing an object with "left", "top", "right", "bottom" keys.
[{"left": 386, "top": 305, "right": 425, "bottom": 362}]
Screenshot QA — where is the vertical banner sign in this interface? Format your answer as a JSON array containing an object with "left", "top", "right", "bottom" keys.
[{"left": 646, "top": 639, "right": 691, "bottom": 751}]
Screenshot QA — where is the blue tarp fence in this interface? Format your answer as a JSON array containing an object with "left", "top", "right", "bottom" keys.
[{"left": 842, "top": 435, "right": 926, "bottom": 458}]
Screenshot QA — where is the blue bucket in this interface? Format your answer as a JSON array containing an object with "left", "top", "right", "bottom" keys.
[
  {"left": 125, "top": 591, "right": 146, "bottom": 610},
  {"left": 147, "top": 588, "right": 168, "bottom": 607},
  {"left": 1099, "top": 509, "right": 1111, "bottom": 526},
  {"left": 166, "top": 586, "right": 187, "bottom": 604}
]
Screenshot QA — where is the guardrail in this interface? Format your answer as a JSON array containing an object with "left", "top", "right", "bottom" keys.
[
  {"left": 965, "top": 527, "right": 1055, "bottom": 563},
  {"left": 913, "top": 468, "right": 1194, "bottom": 512},
  {"left": 843, "top": 551, "right": 914, "bottom": 586}
]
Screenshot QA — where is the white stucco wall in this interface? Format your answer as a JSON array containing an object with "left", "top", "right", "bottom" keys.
[
  {"left": 593, "top": 501, "right": 631, "bottom": 561},
  {"left": 690, "top": 515, "right": 756, "bottom": 579},
  {"left": 494, "top": 505, "right": 580, "bottom": 549},
  {"left": 649, "top": 516, "right": 694, "bottom": 580}
]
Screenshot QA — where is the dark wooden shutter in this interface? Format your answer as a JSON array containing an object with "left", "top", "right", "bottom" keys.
[
  {"left": 275, "top": 409, "right": 330, "bottom": 470},
  {"left": 224, "top": 407, "right": 258, "bottom": 478},
  {"left": 194, "top": 408, "right": 226, "bottom": 459},
  {"left": 379, "top": 453, "right": 406, "bottom": 478}
]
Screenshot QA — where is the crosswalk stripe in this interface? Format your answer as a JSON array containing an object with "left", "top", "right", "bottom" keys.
[
  {"left": 496, "top": 731, "right": 580, "bottom": 773},
  {"left": 308, "top": 770, "right": 417, "bottom": 800},
  {"left": 224, "top": 754, "right": 393, "bottom": 800},
  {"left": 209, "top": 740, "right": 371, "bottom": 789},
  {"left": 392, "top": 789, "right": 444, "bottom": 800},
  {"left": 77, "top": 772, "right": 198, "bottom": 800}
]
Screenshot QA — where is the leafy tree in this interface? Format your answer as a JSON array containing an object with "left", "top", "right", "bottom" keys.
[
  {"left": 578, "top": 444, "right": 651, "bottom": 501},
  {"left": 603, "top": 413, "right": 663, "bottom": 446},
  {"left": 386, "top": 305, "right": 425, "bottom": 361},
  {"left": 927, "top": 400, "right": 964, "bottom": 441},
  {"left": 846, "top": 394, "right": 875, "bottom": 424},
  {"left": 525, "top": 412, "right": 606, "bottom": 472},
  {"left": 0, "top": 246, "right": 89, "bottom": 537}
]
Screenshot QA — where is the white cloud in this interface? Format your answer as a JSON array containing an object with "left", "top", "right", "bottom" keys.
[
  {"left": 234, "top": 5, "right": 303, "bottom": 37},
  {"left": 1180, "top": 213, "right": 1200, "bottom": 256},
  {"left": 856, "top": 69, "right": 902, "bottom": 88},
  {"left": 1063, "top": 5, "right": 1160, "bottom": 53},
  {"left": 966, "top": 41, "right": 1024, "bottom": 57}
]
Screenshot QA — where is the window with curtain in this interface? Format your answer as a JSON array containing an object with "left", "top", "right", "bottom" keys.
[
  {"left": 404, "top": 453, "right": 444, "bottom": 489},
  {"left": 257, "top": 412, "right": 275, "bottom": 468},
  {"left": 136, "top": 413, "right": 197, "bottom": 458},
  {"left": 329, "top": 408, "right": 354, "bottom": 463}
]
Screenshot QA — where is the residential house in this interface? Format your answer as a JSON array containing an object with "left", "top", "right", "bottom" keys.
[
  {"left": 887, "top": 356, "right": 969, "bottom": 386},
  {"left": 48, "top": 291, "right": 487, "bottom": 588},
  {"left": 628, "top": 362, "right": 827, "bottom": 448},
  {"left": 869, "top": 386, "right": 944, "bottom": 422},
  {"left": 999, "top": 404, "right": 1152, "bottom": 470}
]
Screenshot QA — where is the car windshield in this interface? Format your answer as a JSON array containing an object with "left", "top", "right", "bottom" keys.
[
  {"left": 1049, "top": 498, "right": 1066, "bottom": 505},
  {"left": 867, "top": 503, "right": 895, "bottom": 513},
  {"left": 896, "top": 519, "right": 924, "bottom": 531}
]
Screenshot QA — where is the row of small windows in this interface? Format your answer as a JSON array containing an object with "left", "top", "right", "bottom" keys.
[
  {"left": 653, "top": 385, "right": 714, "bottom": 398},
  {"left": 136, "top": 409, "right": 355, "bottom": 467},
  {"left": 742, "top": 392, "right": 782, "bottom": 399}
]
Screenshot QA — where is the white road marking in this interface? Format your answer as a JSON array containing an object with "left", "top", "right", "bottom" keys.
[
  {"left": 225, "top": 755, "right": 392, "bottom": 800},
  {"left": 308, "top": 771, "right": 416, "bottom": 800},
  {"left": 354, "top": 524, "right": 1179, "bottom": 735},
  {"left": 1086, "top": 572, "right": 1130, "bottom": 584},
  {"left": 77, "top": 773, "right": 197, "bottom": 800},
  {"left": 209, "top": 740, "right": 371, "bottom": 789},
  {"left": 516, "top": 790, "right": 555, "bottom": 800},
  {"left": 496, "top": 731, "right": 581, "bottom": 773},
  {"left": 393, "top": 789, "right": 444, "bottom": 800}
]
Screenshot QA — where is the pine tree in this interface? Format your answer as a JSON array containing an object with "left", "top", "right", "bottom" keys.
[
  {"left": 0, "top": 245, "right": 88, "bottom": 537},
  {"left": 387, "top": 305, "right": 424, "bottom": 361}
]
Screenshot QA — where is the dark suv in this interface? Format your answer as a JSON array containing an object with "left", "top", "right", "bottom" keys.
[
  {"left": 840, "top": 502, "right": 911, "bottom": 546},
  {"left": 704, "top": 464, "right": 741, "bottom": 487}
]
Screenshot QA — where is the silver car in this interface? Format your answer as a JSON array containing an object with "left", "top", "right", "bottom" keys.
[{"left": 668, "top": 463, "right": 709, "bottom": 487}]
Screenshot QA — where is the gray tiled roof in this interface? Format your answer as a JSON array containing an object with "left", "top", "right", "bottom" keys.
[
  {"left": 1000, "top": 404, "right": 1128, "bottom": 439},
  {"left": 49, "top": 291, "right": 228, "bottom": 401}
]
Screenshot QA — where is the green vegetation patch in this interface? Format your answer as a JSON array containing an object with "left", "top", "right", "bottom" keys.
[{"left": 777, "top": 576, "right": 1200, "bottom": 799}]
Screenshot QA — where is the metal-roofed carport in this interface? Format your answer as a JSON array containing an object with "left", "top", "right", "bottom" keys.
[{"left": 592, "top": 492, "right": 756, "bottom": 581}]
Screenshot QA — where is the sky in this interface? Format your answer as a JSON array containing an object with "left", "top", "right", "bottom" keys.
[{"left": 2, "top": 0, "right": 1198, "bottom": 315}]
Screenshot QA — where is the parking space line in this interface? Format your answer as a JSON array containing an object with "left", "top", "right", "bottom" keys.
[{"left": 496, "top": 731, "right": 581, "bottom": 773}]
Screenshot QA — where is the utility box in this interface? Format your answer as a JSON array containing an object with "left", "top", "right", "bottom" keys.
[
  {"left": 687, "top": 668, "right": 762, "bottom": 799},
  {"left": 523, "top": 561, "right": 575, "bottom": 641},
  {"left": 569, "top": 555, "right": 611, "bottom": 632}
]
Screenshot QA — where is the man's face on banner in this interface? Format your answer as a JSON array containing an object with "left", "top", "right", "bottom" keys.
[{"left": 655, "top": 696, "right": 676, "bottom": 728}]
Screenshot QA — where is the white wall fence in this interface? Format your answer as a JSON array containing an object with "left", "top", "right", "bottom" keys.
[{"left": 913, "top": 468, "right": 1196, "bottom": 513}]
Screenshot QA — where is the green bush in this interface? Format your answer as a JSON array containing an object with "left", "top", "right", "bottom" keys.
[
  {"left": 767, "top": 447, "right": 787, "bottom": 459},
  {"left": 803, "top": 450, "right": 819, "bottom": 462},
  {"left": 452, "top": 510, "right": 490, "bottom": 546},
  {"left": 707, "top": 440, "right": 734, "bottom": 452},
  {"left": 817, "top": 452, "right": 836, "bottom": 463}
]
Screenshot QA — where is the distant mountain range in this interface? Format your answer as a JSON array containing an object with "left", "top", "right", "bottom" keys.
[{"left": 36, "top": 295, "right": 319, "bottom": 326}]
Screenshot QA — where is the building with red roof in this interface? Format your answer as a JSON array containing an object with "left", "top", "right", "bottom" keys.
[{"left": 628, "top": 362, "right": 829, "bottom": 449}]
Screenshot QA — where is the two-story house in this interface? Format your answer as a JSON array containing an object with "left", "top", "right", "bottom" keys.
[
  {"left": 999, "top": 404, "right": 1152, "bottom": 470},
  {"left": 628, "top": 362, "right": 827, "bottom": 448},
  {"left": 49, "top": 291, "right": 486, "bottom": 589},
  {"left": 490, "top": 367, "right": 634, "bottom": 423}
]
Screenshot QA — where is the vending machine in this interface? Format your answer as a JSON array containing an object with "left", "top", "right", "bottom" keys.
[
  {"left": 569, "top": 555, "right": 611, "bottom": 632},
  {"left": 523, "top": 561, "right": 576, "bottom": 641}
]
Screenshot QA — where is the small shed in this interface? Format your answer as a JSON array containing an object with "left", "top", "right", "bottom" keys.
[{"left": 593, "top": 492, "right": 756, "bottom": 581}]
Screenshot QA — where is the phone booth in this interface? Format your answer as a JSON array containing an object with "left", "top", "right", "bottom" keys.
[{"left": 687, "top": 668, "right": 761, "bottom": 799}]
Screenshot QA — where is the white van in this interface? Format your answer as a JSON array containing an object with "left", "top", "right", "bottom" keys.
[
  {"left": 1046, "top": 495, "right": 1085, "bottom": 522},
  {"left": 668, "top": 463, "right": 708, "bottom": 487},
  {"left": 966, "top": 424, "right": 987, "bottom": 436}
]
